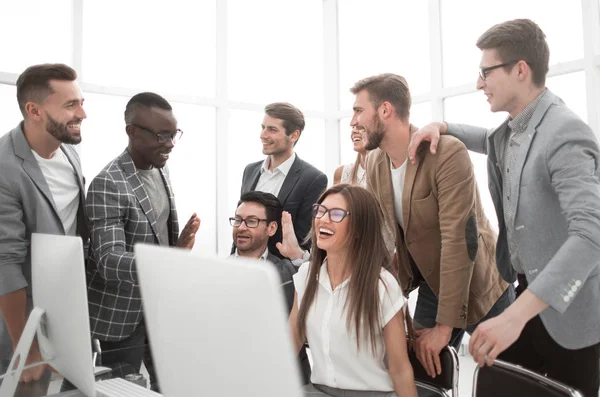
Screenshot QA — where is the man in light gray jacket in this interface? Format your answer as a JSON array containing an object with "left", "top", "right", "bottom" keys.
[
  {"left": 0, "top": 64, "right": 88, "bottom": 396},
  {"left": 408, "top": 19, "right": 600, "bottom": 397}
]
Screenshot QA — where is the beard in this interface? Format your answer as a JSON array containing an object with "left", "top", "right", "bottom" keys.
[
  {"left": 45, "top": 112, "right": 82, "bottom": 145},
  {"left": 363, "top": 114, "right": 385, "bottom": 150}
]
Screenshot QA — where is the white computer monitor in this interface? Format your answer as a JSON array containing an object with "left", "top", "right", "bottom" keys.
[
  {"left": 134, "top": 244, "right": 302, "bottom": 397},
  {"left": 32, "top": 233, "right": 97, "bottom": 396},
  {"left": 0, "top": 233, "right": 97, "bottom": 397},
  {"left": 0, "top": 234, "right": 160, "bottom": 397}
]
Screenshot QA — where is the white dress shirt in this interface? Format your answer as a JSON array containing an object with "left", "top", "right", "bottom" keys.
[
  {"left": 255, "top": 153, "right": 296, "bottom": 197},
  {"left": 233, "top": 247, "right": 270, "bottom": 261},
  {"left": 32, "top": 148, "right": 79, "bottom": 236},
  {"left": 293, "top": 260, "right": 405, "bottom": 391}
]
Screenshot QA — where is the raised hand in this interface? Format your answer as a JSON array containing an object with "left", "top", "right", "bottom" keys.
[
  {"left": 176, "top": 213, "right": 201, "bottom": 249},
  {"left": 275, "top": 211, "right": 305, "bottom": 260}
]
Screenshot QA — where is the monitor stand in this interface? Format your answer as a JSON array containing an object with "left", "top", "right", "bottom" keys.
[{"left": 0, "top": 307, "right": 47, "bottom": 397}]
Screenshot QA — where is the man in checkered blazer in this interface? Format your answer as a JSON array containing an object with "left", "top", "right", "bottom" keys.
[{"left": 85, "top": 92, "right": 200, "bottom": 391}]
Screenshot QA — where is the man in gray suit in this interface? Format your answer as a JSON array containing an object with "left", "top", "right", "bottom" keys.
[
  {"left": 239, "top": 102, "right": 327, "bottom": 261},
  {"left": 86, "top": 92, "right": 200, "bottom": 391},
  {"left": 408, "top": 19, "right": 600, "bottom": 396},
  {"left": 230, "top": 191, "right": 296, "bottom": 314},
  {"left": 0, "top": 63, "right": 88, "bottom": 395}
]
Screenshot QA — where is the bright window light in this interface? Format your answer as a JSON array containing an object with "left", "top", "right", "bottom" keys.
[
  {"left": 441, "top": 0, "right": 584, "bottom": 87},
  {"left": 338, "top": 0, "right": 430, "bottom": 112},
  {"left": 82, "top": 1, "right": 216, "bottom": 97},
  {"left": 0, "top": 0, "right": 72, "bottom": 74},
  {"left": 227, "top": 0, "right": 324, "bottom": 111},
  {"left": 0, "top": 85, "right": 21, "bottom": 135}
]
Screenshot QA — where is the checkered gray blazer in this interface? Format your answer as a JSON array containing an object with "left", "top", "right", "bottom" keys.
[{"left": 86, "top": 150, "right": 179, "bottom": 341}]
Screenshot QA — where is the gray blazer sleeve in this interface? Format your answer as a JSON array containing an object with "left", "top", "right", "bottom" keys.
[
  {"left": 0, "top": 172, "right": 28, "bottom": 295},
  {"left": 86, "top": 173, "right": 137, "bottom": 283},
  {"left": 447, "top": 123, "right": 491, "bottom": 154},
  {"left": 528, "top": 120, "right": 600, "bottom": 313}
]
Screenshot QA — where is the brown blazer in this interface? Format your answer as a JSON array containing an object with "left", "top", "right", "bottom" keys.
[{"left": 366, "top": 134, "right": 508, "bottom": 329}]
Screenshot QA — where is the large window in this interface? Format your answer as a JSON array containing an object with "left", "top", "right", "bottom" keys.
[
  {"left": 338, "top": 0, "right": 430, "bottom": 111},
  {"left": 167, "top": 104, "right": 217, "bottom": 254},
  {"left": 441, "top": 0, "right": 583, "bottom": 87},
  {"left": 0, "top": 1, "right": 73, "bottom": 74},
  {"left": 227, "top": 0, "right": 324, "bottom": 111},
  {"left": 547, "top": 72, "right": 587, "bottom": 122},
  {"left": 82, "top": 1, "right": 217, "bottom": 97},
  {"left": 0, "top": 84, "right": 20, "bottom": 135}
]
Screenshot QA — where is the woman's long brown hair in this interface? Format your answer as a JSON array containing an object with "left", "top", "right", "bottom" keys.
[{"left": 297, "top": 184, "right": 393, "bottom": 353}]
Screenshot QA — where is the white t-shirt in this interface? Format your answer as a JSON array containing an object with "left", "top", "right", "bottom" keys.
[
  {"left": 293, "top": 260, "right": 405, "bottom": 391},
  {"left": 255, "top": 153, "right": 296, "bottom": 196},
  {"left": 390, "top": 160, "right": 408, "bottom": 229},
  {"left": 32, "top": 148, "right": 79, "bottom": 236}
]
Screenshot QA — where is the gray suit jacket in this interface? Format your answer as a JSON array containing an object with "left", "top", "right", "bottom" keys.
[
  {"left": 448, "top": 90, "right": 600, "bottom": 349},
  {"left": 0, "top": 123, "right": 88, "bottom": 363},
  {"left": 86, "top": 150, "right": 179, "bottom": 342},
  {"left": 266, "top": 253, "right": 296, "bottom": 314}
]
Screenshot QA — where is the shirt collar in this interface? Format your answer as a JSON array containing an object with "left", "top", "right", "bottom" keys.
[
  {"left": 318, "top": 258, "right": 351, "bottom": 293},
  {"left": 508, "top": 89, "right": 547, "bottom": 133},
  {"left": 261, "top": 248, "right": 269, "bottom": 261},
  {"left": 234, "top": 247, "right": 270, "bottom": 261},
  {"left": 260, "top": 152, "right": 296, "bottom": 176}
]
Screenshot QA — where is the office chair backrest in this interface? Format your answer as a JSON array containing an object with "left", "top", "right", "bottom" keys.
[
  {"left": 472, "top": 359, "right": 583, "bottom": 397},
  {"left": 409, "top": 346, "right": 459, "bottom": 397}
]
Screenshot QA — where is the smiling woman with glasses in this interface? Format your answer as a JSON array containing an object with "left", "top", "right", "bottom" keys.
[{"left": 289, "top": 184, "right": 417, "bottom": 397}]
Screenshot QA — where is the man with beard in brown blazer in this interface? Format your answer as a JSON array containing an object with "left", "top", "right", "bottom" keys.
[{"left": 349, "top": 73, "right": 513, "bottom": 379}]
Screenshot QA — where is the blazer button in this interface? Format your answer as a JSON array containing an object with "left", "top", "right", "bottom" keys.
[{"left": 563, "top": 295, "right": 570, "bottom": 303}]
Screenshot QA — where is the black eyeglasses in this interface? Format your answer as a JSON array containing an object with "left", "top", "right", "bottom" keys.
[
  {"left": 229, "top": 217, "right": 269, "bottom": 228},
  {"left": 479, "top": 60, "right": 519, "bottom": 81},
  {"left": 312, "top": 204, "right": 350, "bottom": 223},
  {"left": 129, "top": 123, "right": 183, "bottom": 144}
]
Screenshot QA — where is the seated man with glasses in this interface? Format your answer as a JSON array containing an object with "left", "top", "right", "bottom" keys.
[
  {"left": 230, "top": 191, "right": 296, "bottom": 314},
  {"left": 85, "top": 92, "right": 200, "bottom": 392}
]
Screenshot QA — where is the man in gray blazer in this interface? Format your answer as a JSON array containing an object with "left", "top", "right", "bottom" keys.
[
  {"left": 0, "top": 64, "right": 87, "bottom": 395},
  {"left": 408, "top": 19, "right": 600, "bottom": 396},
  {"left": 86, "top": 92, "right": 200, "bottom": 391},
  {"left": 239, "top": 102, "right": 327, "bottom": 261}
]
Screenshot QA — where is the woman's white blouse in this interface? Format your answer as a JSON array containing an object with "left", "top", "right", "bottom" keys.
[{"left": 293, "top": 260, "right": 405, "bottom": 391}]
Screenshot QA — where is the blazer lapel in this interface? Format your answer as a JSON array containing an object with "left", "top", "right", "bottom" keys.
[
  {"left": 374, "top": 150, "right": 397, "bottom": 237},
  {"left": 159, "top": 167, "right": 179, "bottom": 245},
  {"left": 402, "top": 148, "right": 421, "bottom": 241},
  {"left": 11, "top": 126, "right": 61, "bottom": 225},
  {"left": 487, "top": 120, "right": 509, "bottom": 202},
  {"left": 119, "top": 151, "right": 160, "bottom": 240},
  {"left": 61, "top": 145, "right": 88, "bottom": 239},
  {"left": 243, "top": 164, "right": 261, "bottom": 193},
  {"left": 511, "top": 92, "right": 554, "bottom": 219},
  {"left": 277, "top": 156, "right": 302, "bottom": 205}
]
